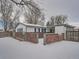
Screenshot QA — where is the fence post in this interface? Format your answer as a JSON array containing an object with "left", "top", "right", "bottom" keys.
[
  {"left": 66, "top": 31, "right": 67, "bottom": 40},
  {"left": 78, "top": 29, "right": 79, "bottom": 41},
  {"left": 43, "top": 33, "right": 46, "bottom": 45},
  {"left": 73, "top": 31, "right": 74, "bottom": 41},
  {"left": 62, "top": 33, "right": 64, "bottom": 40}
]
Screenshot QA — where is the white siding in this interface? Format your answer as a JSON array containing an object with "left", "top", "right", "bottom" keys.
[
  {"left": 16, "top": 24, "right": 26, "bottom": 32},
  {"left": 27, "top": 27, "right": 34, "bottom": 32},
  {"left": 55, "top": 26, "right": 66, "bottom": 34},
  {"left": 40, "top": 28, "right": 42, "bottom": 32},
  {"left": 16, "top": 24, "right": 35, "bottom": 32},
  {"left": 16, "top": 23, "right": 47, "bottom": 33},
  {"left": 36, "top": 28, "right": 39, "bottom": 32},
  {"left": 16, "top": 24, "right": 44, "bottom": 32},
  {"left": 46, "top": 28, "right": 50, "bottom": 32}
]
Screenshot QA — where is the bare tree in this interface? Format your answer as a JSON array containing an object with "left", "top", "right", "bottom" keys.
[
  {"left": 46, "top": 21, "right": 50, "bottom": 26},
  {"left": 0, "top": 0, "right": 13, "bottom": 31},
  {"left": 46, "top": 20, "right": 52, "bottom": 26},
  {"left": 11, "top": 0, "right": 42, "bottom": 24},
  {"left": 50, "top": 16, "right": 55, "bottom": 25},
  {"left": 46, "top": 15, "right": 67, "bottom": 26},
  {"left": 10, "top": 10, "right": 21, "bottom": 29},
  {"left": 55, "top": 15, "right": 67, "bottom": 25},
  {"left": 10, "top": 10, "right": 21, "bottom": 37},
  {"left": 46, "top": 16, "right": 55, "bottom": 26},
  {"left": 0, "top": 0, "right": 44, "bottom": 32},
  {"left": 38, "top": 13, "right": 45, "bottom": 26},
  {"left": 24, "top": 8, "right": 36, "bottom": 24}
]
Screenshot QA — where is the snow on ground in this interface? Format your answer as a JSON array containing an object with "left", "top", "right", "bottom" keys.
[{"left": 0, "top": 37, "right": 79, "bottom": 59}]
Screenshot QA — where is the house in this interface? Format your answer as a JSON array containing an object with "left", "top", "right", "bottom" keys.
[
  {"left": 0, "top": 20, "right": 4, "bottom": 32},
  {"left": 16, "top": 23, "right": 47, "bottom": 38},
  {"left": 16, "top": 23, "right": 46, "bottom": 33},
  {"left": 16, "top": 22, "right": 75, "bottom": 35},
  {"left": 55, "top": 24, "right": 75, "bottom": 34},
  {"left": 47, "top": 24, "right": 75, "bottom": 34}
]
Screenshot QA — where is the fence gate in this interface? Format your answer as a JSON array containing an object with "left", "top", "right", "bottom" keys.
[{"left": 66, "top": 31, "right": 79, "bottom": 41}]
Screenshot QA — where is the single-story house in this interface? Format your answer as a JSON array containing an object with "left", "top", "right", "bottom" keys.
[
  {"left": 16, "top": 23, "right": 75, "bottom": 34},
  {"left": 47, "top": 24, "right": 75, "bottom": 34},
  {"left": 16, "top": 23, "right": 46, "bottom": 33}
]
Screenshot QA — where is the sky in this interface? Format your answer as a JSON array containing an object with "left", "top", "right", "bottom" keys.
[{"left": 35, "top": 0, "right": 79, "bottom": 27}]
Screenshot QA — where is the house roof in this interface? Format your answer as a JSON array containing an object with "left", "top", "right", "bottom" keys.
[
  {"left": 54, "top": 24, "right": 75, "bottom": 28},
  {"left": 47, "top": 24, "right": 75, "bottom": 28},
  {"left": 18, "top": 23, "right": 46, "bottom": 28},
  {"left": 17, "top": 23, "right": 75, "bottom": 29}
]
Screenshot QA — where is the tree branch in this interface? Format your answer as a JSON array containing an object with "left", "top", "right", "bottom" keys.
[{"left": 11, "top": 0, "right": 24, "bottom": 5}]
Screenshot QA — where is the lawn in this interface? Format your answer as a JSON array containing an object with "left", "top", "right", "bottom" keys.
[{"left": 0, "top": 37, "right": 79, "bottom": 59}]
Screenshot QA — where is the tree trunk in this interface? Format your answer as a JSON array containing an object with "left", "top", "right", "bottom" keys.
[
  {"left": 12, "top": 28, "right": 16, "bottom": 38},
  {"left": 3, "top": 19, "right": 7, "bottom": 32}
]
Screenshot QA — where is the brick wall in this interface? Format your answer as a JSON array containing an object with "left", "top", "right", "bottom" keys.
[
  {"left": 25, "top": 32, "right": 38, "bottom": 43},
  {"left": 15, "top": 32, "right": 44, "bottom": 43},
  {"left": 15, "top": 32, "right": 38, "bottom": 43},
  {"left": 44, "top": 33, "right": 64, "bottom": 45},
  {"left": 15, "top": 32, "right": 25, "bottom": 41}
]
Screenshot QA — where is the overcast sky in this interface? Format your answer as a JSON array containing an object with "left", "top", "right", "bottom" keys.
[{"left": 35, "top": 0, "right": 79, "bottom": 27}]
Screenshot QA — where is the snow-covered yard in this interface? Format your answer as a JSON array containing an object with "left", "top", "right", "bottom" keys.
[{"left": 0, "top": 37, "right": 79, "bottom": 59}]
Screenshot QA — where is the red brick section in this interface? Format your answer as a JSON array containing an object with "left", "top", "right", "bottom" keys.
[
  {"left": 15, "top": 32, "right": 24, "bottom": 41},
  {"left": 15, "top": 32, "right": 38, "bottom": 43},
  {"left": 25, "top": 32, "right": 38, "bottom": 43},
  {"left": 14, "top": 32, "right": 38, "bottom": 43},
  {"left": 44, "top": 33, "right": 64, "bottom": 45},
  {"left": 59, "top": 34, "right": 64, "bottom": 40}
]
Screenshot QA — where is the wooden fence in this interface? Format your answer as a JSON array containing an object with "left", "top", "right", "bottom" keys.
[
  {"left": 0, "top": 31, "right": 12, "bottom": 38},
  {"left": 66, "top": 30, "right": 79, "bottom": 41}
]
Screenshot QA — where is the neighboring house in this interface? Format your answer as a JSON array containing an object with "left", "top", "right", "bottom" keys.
[
  {"left": 47, "top": 24, "right": 75, "bottom": 34},
  {"left": 16, "top": 23, "right": 46, "bottom": 33},
  {"left": 0, "top": 20, "right": 4, "bottom": 32},
  {"left": 55, "top": 24, "right": 75, "bottom": 34}
]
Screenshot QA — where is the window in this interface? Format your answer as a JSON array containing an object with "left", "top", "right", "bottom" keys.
[
  {"left": 52, "top": 27, "right": 55, "bottom": 33},
  {"left": 44, "top": 28, "right": 46, "bottom": 33},
  {"left": 34, "top": 28, "right": 36, "bottom": 32},
  {"left": 38, "top": 28, "right": 40, "bottom": 32},
  {"left": 49, "top": 27, "right": 55, "bottom": 33},
  {"left": 17, "top": 28, "right": 23, "bottom": 32}
]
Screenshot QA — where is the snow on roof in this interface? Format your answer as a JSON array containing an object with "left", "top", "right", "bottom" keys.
[
  {"left": 19, "top": 23, "right": 46, "bottom": 28},
  {"left": 57, "top": 24, "right": 75, "bottom": 28},
  {"left": 54, "top": 24, "right": 75, "bottom": 28}
]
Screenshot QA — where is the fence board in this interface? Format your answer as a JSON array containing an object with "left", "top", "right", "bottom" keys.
[
  {"left": 66, "top": 31, "right": 79, "bottom": 41},
  {"left": 0, "top": 31, "right": 12, "bottom": 38}
]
